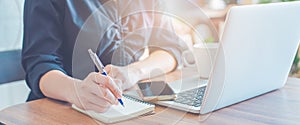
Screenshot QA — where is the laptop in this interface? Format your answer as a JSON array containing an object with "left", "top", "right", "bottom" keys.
[{"left": 155, "top": 2, "right": 300, "bottom": 114}]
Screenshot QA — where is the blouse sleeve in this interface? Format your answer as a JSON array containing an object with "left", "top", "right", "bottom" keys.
[{"left": 22, "top": 0, "right": 67, "bottom": 99}]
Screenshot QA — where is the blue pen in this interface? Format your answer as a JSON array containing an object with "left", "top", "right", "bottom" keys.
[{"left": 88, "top": 49, "right": 124, "bottom": 107}]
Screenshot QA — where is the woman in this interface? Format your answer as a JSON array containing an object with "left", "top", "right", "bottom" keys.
[{"left": 22, "top": 0, "right": 184, "bottom": 112}]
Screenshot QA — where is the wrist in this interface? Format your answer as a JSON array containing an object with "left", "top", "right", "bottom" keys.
[
  {"left": 65, "top": 78, "right": 82, "bottom": 104},
  {"left": 39, "top": 70, "right": 82, "bottom": 103}
]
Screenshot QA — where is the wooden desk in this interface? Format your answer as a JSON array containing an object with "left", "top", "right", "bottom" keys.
[{"left": 1, "top": 69, "right": 300, "bottom": 124}]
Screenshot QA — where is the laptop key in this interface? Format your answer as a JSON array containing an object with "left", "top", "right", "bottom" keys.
[
  {"left": 175, "top": 86, "right": 206, "bottom": 107},
  {"left": 193, "top": 102, "right": 201, "bottom": 107}
]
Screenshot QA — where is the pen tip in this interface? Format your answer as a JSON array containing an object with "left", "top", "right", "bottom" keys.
[{"left": 118, "top": 99, "right": 124, "bottom": 107}]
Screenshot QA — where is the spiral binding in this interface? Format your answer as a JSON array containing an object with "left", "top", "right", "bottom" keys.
[{"left": 123, "top": 95, "right": 154, "bottom": 106}]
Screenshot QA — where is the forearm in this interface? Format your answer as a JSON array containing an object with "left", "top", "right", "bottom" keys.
[
  {"left": 129, "top": 50, "right": 177, "bottom": 80},
  {"left": 39, "top": 70, "right": 80, "bottom": 103}
]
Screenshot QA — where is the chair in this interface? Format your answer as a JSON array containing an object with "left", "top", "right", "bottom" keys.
[{"left": 0, "top": 49, "right": 25, "bottom": 84}]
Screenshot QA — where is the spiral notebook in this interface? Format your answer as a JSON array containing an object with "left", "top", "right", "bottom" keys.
[{"left": 72, "top": 96, "right": 155, "bottom": 124}]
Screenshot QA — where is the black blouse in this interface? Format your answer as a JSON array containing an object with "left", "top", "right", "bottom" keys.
[{"left": 22, "top": 0, "right": 184, "bottom": 101}]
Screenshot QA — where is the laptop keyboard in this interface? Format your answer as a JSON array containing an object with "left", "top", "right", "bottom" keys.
[{"left": 174, "top": 86, "right": 206, "bottom": 107}]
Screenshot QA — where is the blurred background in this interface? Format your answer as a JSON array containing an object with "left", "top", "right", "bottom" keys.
[
  {"left": 0, "top": 0, "right": 28, "bottom": 111},
  {"left": 0, "top": 0, "right": 299, "bottom": 110}
]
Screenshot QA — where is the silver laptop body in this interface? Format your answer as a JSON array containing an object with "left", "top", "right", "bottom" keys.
[{"left": 156, "top": 2, "right": 300, "bottom": 114}]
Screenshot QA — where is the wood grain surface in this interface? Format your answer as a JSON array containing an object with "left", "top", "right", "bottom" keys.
[{"left": 1, "top": 69, "right": 300, "bottom": 125}]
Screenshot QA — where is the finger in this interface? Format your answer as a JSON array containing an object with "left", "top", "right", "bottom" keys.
[
  {"left": 114, "top": 79, "right": 123, "bottom": 90},
  {"left": 87, "top": 81, "right": 118, "bottom": 105},
  {"left": 104, "top": 64, "right": 112, "bottom": 74},
  {"left": 86, "top": 93, "right": 113, "bottom": 108},
  {"left": 94, "top": 74, "right": 122, "bottom": 99},
  {"left": 106, "top": 77, "right": 123, "bottom": 98},
  {"left": 96, "top": 86, "right": 118, "bottom": 105},
  {"left": 102, "top": 89, "right": 119, "bottom": 105}
]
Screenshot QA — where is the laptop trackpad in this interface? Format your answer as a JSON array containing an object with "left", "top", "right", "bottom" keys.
[{"left": 168, "top": 77, "right": 208, "bottom": 93}]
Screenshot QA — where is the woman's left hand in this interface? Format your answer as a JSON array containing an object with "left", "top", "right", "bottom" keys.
[{"left": 104, "top": 64, "right": 141, "bottom": 91}]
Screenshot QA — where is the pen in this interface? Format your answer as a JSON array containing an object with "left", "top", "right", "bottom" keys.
[{"left": 88, "top": 49, "right": 124, "bottom": 107}]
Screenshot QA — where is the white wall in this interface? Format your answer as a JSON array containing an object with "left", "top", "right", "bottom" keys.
[
  {"left": 0, "top": 80, "right": 29, "bottom": 110},
  {"left": 0, "top": 0, "right": 24, "bottom": 51},
  {"left": 0, "top": 0, "right": 29, "bottom": 110}
]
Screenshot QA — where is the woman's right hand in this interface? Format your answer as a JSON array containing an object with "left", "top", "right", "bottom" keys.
[{"left": 69, "top": 72, "right": 122, "bottom": 113}]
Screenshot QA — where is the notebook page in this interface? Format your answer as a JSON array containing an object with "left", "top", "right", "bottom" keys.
[{"left": 72, "top": 96, "right": 154, "bottom": 123}]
